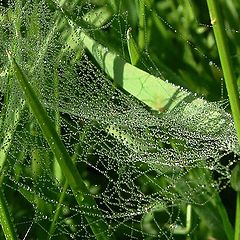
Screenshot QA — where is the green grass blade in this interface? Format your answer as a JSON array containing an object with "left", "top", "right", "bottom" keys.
[
  {"left": 127, "top": 27, "right": 140, "bottom": 65},
  {"left": 49, "top": 124, "right": 89, "bottom": 239},
  {"left": 215, "top": 194, "right": 234, "bottom": 240},
  {"left": 0, "top": 189, "right": 18, "bottom": 240},
  {"left": 138, "top": 0, "right": 146, "bottom": 50},
  {"left": 7, "top": 52, "right": 110, "bottom": 240},
  {"left": 53, "top": 60, "right": 62, "bottom": 183},
  {"left": 206, "top": 0, "right": 240, "bottom": 142},
  {"left": 206, "top": 1, "right": 240, "bottom": 240},
  {"left": 48, "top": 180, "right": 68, "bottom": 239},
  {"left": 172, "top": 204, "right": 192, "bottom": 235},
  {"left": 235, "top": 192, "right": 240, "bottom": 240}
]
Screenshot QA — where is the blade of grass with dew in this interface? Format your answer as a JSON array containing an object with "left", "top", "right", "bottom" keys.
[
  {"left": 206, "top": 1, "right": 240, "bottom": 240},
  {"left": 0, "top": 0, "right": 26, "bottom": 172},
  {"left": 172, "top": 204, "right": 192, "bottom": 235},
  {"left": 7, "top": 52, "right": 111, "bottom": 240},
  {"left": 48, "top": 180, "right": 68, "bottom": 239},
  {"left": 48, "top": 123, "right": 91, "bottom": 239},
  {"left": 0, "top": 189, "right": 18, "bottom": 240},
  {"left": 0, "top": 3, "right": 58, "bottom": 174},
  {"left": 53, "top": 64, "right": 62, "bottom": 183},
  {"left": 138, "top": 0, "right": 146, "bottom": 50},
  {"left": 127, "top": 27, "right": 140, "bottom": 66}
]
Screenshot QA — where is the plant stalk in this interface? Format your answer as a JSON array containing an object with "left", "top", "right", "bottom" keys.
[
  {"left": 206, "top": 1, "right": 240, "bottom": 240},
  {"left": 206, "top": 0, "right": 240, "bottom": 141}
]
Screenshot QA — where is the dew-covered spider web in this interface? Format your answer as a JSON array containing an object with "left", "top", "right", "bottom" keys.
[{"left": 0, "top": 0, "right": 240, "bottom": 239}]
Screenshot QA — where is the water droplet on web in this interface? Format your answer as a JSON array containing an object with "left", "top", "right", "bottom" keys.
[{"left": 1, "top": 1, "right": 238, "bottom": 239}]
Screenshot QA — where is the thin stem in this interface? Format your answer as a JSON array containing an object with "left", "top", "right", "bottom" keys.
[
  {"left": 48, "top": 180, "right": 68, "bottom": 239},
  {"left": 138, "top": 0, "right": 146, "bottom": 50},
  {"left": 49, "top": 125, "right": 89, "bottom": 239},
  {"left": 127, "top": 27, "right": 140, "bottom": 66},
  {"left": 206, "top": 1, "right": 240, "bottom": 239},
  {"left": 172, "top": 204, "right": 192, "bottom": 235}
]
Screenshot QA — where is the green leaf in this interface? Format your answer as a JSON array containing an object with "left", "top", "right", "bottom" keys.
[
  {"left": 231, "top": 163, "right": 240, "bottom": 192},
  {"left": 80, "top": 30, "right": 189, "bottom": 111},
  {"left": 127, "top": 27, "right": 140, "bottom": 66}
]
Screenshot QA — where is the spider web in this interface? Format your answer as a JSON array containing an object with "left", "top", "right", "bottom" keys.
[{"left": 0, "top": 0, "right": 239, "bottom": 239}]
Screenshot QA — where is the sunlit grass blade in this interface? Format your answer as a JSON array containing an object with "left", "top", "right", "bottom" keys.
[
  {"left": 7, "top": 52, "right": 110, "bottom": 240},
  {"left": 206, "top": 0, "right": 240, "bottom": 142}
]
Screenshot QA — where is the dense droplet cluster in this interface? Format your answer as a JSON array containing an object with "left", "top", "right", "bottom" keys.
[{"left": 0, "top": 1, "right": 239, "bottom": 239}]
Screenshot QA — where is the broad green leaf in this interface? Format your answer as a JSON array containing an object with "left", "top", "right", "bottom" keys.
[{"left": 80, "top": 31, "right": 189, "bottom": 111}]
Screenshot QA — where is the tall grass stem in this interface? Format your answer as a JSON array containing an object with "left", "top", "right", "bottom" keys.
[{"left": 206, "top": 1, "right": 240, "bottom": 239}]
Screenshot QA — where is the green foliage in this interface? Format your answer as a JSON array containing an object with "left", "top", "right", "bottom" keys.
[
  {"left": 0, "top": 0, "right": 240, "bottom": 239},
  {"left": 231, "top": 164, "right": 240, "bottom": 192},
  {"left": 8, "top": 53, "right": 110, "bottom": 239}
]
